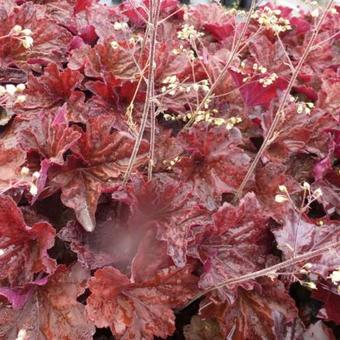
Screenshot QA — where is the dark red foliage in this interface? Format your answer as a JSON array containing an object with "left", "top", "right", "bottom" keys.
[
  {"left": 0, "top": 264, "right": 95, "bottom": 339},
  {"left": 196, "top": 193, "right": 271, "bottom": 303},
  {"left": 87, "top": 264, "right": 198, "bottom": 339},
  {"left": 0, "top": 195, "right": 56, "bottom": 288},
  {"left": 200, "top": 278, "right": 299, "bottom": 339},
  {"left": 0, "top": 0, "right": 339, "bottom": 338}
]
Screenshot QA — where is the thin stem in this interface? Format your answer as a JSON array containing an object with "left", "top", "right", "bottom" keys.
[
  {"left": 234, "top": 0, "right": 334, "bottom": 202},
  {"left": 124, "top": 0, "right": 160, "bottom": 184},
  {"left": 147, "top": 0, "right": 161, "bottom": 181},
  {"left": 181, "top": 240, "right": 340, "bottom": 310},
  {"left": 184, "top": 0, "right": 257, "bottom": 128}
]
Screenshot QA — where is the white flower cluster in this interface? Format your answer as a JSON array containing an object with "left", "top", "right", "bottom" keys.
[
  {"left": 162, "top": 156, "right": 181, "bottom": 170},
  {"left": 259, "top": 73, "right": 278, "bottom": 87},
  {"left": 252, "top": 7, "right": 292, "bottom": 34},
  {"left": 0, "top": 83, "right": 26, "bottom": 103},
  {"left": 253, "top": 63, "right": 267, "bottom": 74},
  {"left": 11, "top": 25, "right": 33, "bottom": 49},
  {"left": 177, "top": 24, "right": 204, "bottom": 41},
  {"left": 113, "top": 22, "right": 129, "bottom": 31},
  {"left": 163, "top": 109, "right": 242, "bottom": 130},
  {"left": 194, "top": 111, "right": 242, "bottom": 129},
  {"left": 128, "top": 35, "right": 143, "bottom": 45},
  {"left": 20, "top": 166, "right": 40, "bottom": 196},
  {"left": 161, "top": 77, "right": 210, "bottom": 97},
  {"left": 296, "top": 101, "right": 314, "bottom": 115},
  {"left": 275, "top": 182, "right": 322, "bottom": 204},
  {"left": 329, "top": 269, "right": 340, "bottom": 292},
  {"left": 110, "top": 40, "right": 119, "bottom": 49},
  {"left": 172, "top": 45, "right": 197, "bottom": 61}
]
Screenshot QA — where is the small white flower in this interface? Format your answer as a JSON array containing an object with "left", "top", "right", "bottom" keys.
[
  {"left": 313, "top": 188, "right": 323, "bottom": 198},
  {"left": 302, "top": 181, "right": 311, "bottom": 191},
  {"left": 303, "top": 281, "right": 317, "bottom": 290},
  {"left": 0, "top": 249, "right": 5, "bottom": 256},
  {"left": 20, "top": 167, "right": 30, "bottom": 176},
  {"left": 22, "top": 36, "right": 34, "bottom": 49},
  {"left": 16, "top": 329, "right": 27, "bottom": 340},
  {"left": 329, "top": 270, "right": 340, "bottom": 285},
  {"left": 297, "top": 103, "right": 304, "bottom": 114},
  {"left": 5, "top": 84, "right": 17, "bottom": 96},
  {"left": 110, "top": 41, "right": 119, "bottom": 49},
  {"left": 278, "top": 185, "right": 288, "bottom": 193},
  {"left": 16, "top": 95, "right": 27, "bottom": 103},
  {"left": 29, "top": 183, "right": 38, "bottom": 196},
  {"left": 16, "top": 83, "right": 26, "bottom": 92},
  {"left": 275, "top": 194, "right": 288, "bottom": 203},
  {"left": 21, "top": 28, "right": 32, "bottom": 36},
  {"left": 311, "top": 8, "right": 319, "bottom": 18},
  {"left": 113, "top": 22, "right": 128, "bottom": 31},
  {"left": 0, "top": 85, "right": 6, "bottom": 96},
  {"left": 12, "top": 25, "right": 22, "bottom": 34},
  {"left": 32, "top": 171, "right": 40, "bottom": 179}
]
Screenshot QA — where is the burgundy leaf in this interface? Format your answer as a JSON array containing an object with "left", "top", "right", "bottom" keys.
[
  {"left": 272, "top": 206, "right": 340, "bottom": 278},
  {"left": 0, "top": 2, "right": 72, "bottom": 70},
  {"left": 0, "top": 195, "right": 56, "bottom": 287},
  {"left": 87, "top": 264, "right": 198, "bottom": 339},
  {"left": 19, "top": 109, "right": 82, "bottom": 165},
  {"left": 50, "top": 115, "right": 148, "bottom": 231},
  {"left": 230, "top": 69, "right": 288, "bottom": 108},
  {"left": 197, "top": 193, "right": 270, "bottom": 303},
  {"left": 128, "top": 174, "right": 212, "bottom": 267},
  {"left": 200, "top": 278, "right": 298, "bottom": 340},
  {"left": 21, "top": 63, "right": 83, "bottom": 110},
  {"left": 177, "top": 124, "right": 251, "bottom": 206},
  {"left": 0, "top": 145, "right": 26, "bottom": 192},
  {"left": 312, "top": 286, "right": 340, "bottom": 324},
  {"left": 0, "top": 264, "right": 95, "bottom": 339}
]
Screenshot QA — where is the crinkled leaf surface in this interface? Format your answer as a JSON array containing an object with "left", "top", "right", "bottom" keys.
[
  {"left": 50, "top": 115, "right": 148, "bottom": 231},
  {"left": 272, "top": 206, "right": 340, "bottom": 278},
  {"left": 0, "top": 195, "right": 56, "bottom": 287},
  {"left": 0, "top": 264, "right": 95, "bottom": 340},
  {"left": 200, "top": 278, "right": 298, "bottom": 340},
  {"left": 197, "top": 193, "right": 270, "bottom": 303},
  {"left": 87, "top": 264, "right": 198, "bottom": 339}
]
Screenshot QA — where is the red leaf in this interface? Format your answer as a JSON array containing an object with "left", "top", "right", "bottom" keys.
[
  {"left": 197, "top": 193, "right": 270, "bottom": 302},
  {"left": 0, "top": 145, "right": 26, "bottom": 192},
  {"left": 0, "top": 2, "right": 72, "bottom": 70},
  {"left": 272, "top": 206, "right": 340, "bottom": 278},
  {"left": 204, "top": 23, "right": 234, "bottom": 41},
  {"left": 0, "top": 264, "right": 95, "bottom": 339},
  {"left": 19, "top": 109, "right": 82, "bottom": 165},
  {"left": 70, "top": 41, "right": 139, "bottom": 81},
  {"left": 50, "top": 115, "right": 148, "bottom": 231},
  {"left": 200, "top": 278, "right": 298, "bottom": 339},
  {"left": 87, "top": 264, "right": 198, "bottom": 339},
  {"left": 230, "top": 69, "right": 288, "bottom": 107},
  {"left": 74, "top": 0, "right": 93, "bottom": 14},
  {"left": 0, "top": 195, "right": 56, "bottom": 287},
  {"left": 177, "top": 125, "right": 251, "bottom": 205},
  {"left": 129, "top": 174, "right": 212, "bottom": 267},
  {"left": 312, "top": 286, "right": 340, "bottom": 324},
  {"left": 22, "top": 63, "right": 83, "bottom": 110}
]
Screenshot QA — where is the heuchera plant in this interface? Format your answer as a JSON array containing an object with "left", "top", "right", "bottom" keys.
[{"left": 0, "top": 0, "right": 339, "bottom": 338}]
